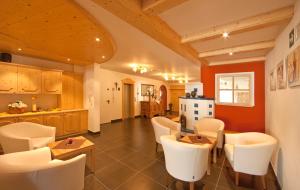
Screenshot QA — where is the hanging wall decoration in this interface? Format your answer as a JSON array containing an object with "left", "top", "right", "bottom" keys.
[
  {"left": 289, "top": 28, "right": 295, "bottom": 48},
  {"left": 287, "top": 45, "right": 300, "bottom": 87},
  {"left": 270, "top": 68, "right": 276, "bottom": 91},
  {"left": 277, "top": 60, "right": 287, "bottom": 89}
]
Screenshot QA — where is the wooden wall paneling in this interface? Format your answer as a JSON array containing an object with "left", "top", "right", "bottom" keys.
[
  {"left": 42, "top": 70, "right": 62, "bottom": 94},
  {"left": 73, "top": 73, "right": 84, "bottom": 108},
  {"left": 0, "top": 62, "right": 18, "bottom": 94},
  {"left": 17, "top": 66, "right": 42, "bottom": 94},
  {"left": 170, "top": 88, "right": 185, "bottom": 112},
  {"left": 61, "top": 73, "right": 75, "bottom": 110},
  {"left": 80, "top": 110, "right": 88, "bottom": 133}
]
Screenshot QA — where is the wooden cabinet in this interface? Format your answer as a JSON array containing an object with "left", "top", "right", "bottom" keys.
[
  {"left": 42, "top": 71, "right": 62, "bottom": 94},
  {"left": 18, "top": 67, "right": 42, "bottom": 94},
  {"left": 140, "top": 101, "right": 162, "bottom": 118},
  {"left": 19, "top": 116, "right": 44, "bottom": 124},
  {"left": 60, "top": 72, "right": 83, "bottom": 109},
  {"left": 43, "top": 114, "right": 64, "bottom": 136},
  {"left": 63, "top": 112, "right": 81, "bottom": 135},
  {"left": 0, "top": 63, "right": 18, "bottom": 94},
  {"left": 0, "top": 118, "right": 17, "bottom": 126}
]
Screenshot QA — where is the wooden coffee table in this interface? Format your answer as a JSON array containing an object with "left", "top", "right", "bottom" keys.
[
  {"left": 48, "top": 136, "right": 96, "bottom": 172},
  {"left": 179, "top": 135, "right": 217, "bottom": 175}
]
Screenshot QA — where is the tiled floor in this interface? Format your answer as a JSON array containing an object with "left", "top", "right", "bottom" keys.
[{"left": 83, "top": 118, "right": 280, "bottom": 190}]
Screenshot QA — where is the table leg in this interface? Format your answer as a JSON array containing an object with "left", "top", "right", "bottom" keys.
[{"left": 89, "top": 147, "right": 96, "bottom": 173}]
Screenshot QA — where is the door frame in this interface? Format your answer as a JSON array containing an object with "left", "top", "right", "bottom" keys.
[
  {"left": 159, "top": 85, "right": 168, "bottom": 113},
  {"left": 122, "top": 78, "right": 135, "bottom": 120}
]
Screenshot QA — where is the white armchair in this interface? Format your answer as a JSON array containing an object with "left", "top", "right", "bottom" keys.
[
  {"left": 151, "top": 116, "right": 181, "bottom": 152},
  {"left": 0, "top": 122, "right": 56, "bottom": 153},
  {"left": 224, "top": 132, "right": 277, "bottom": 188},
  {"left": 0, "top": 147, "right": 86, "bottom": 190},
  {"left": 194, "top": 118, "right": 224, "bottom": 150},
  {"left": 160, "top": 135, "right": 209, "bottom": 190}
]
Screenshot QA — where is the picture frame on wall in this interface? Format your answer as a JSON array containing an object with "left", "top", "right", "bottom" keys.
[
  {"left": 141, "top": 84, "right": 154, "bottom": 96},
  {"left": 277, "top": 60, "right": 287, "bottom": 89},
  {"left": 289, "top": 28, "right": 295, "bottom": 48},
  {"left": 287, "top": 44, "right": 300, "bottom": 87},
  {"left": 270, "top": 69, "right": 276, "bottom": 91}
]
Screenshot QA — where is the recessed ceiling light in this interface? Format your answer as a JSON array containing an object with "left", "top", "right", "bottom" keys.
[
  {"left": 164, "top": 75, "right": 169, "bottom": 81},
  {"left": 102, "top": 55, "right": 106, "bottom": 59},
  {"left": 17, "top": 48, "right": 22, "bottom": 51},
  {"left": 67, "top": 58, "right": 71, "bottom": 61},
  {"left": 185, "top": 79, "right": 189, "bottom": 83},
  {"left": 179, "top": 80, "right": 183, "bottom": 84},
  {"left": 95, "top": 37, "right": 101, "bottom": 42},
  {"left": 172, "top": 76, "right": 176, "bottom": 80},
  {"left": 222, "top": 32, "right": 229, "bottom": 39},
  {"left": 229, "top": 52, "right": 234, "bottom": 56}
]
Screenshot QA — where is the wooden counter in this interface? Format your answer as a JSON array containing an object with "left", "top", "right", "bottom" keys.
[{"left": 0, "top": 109, "right": 88, "bottom": 138}]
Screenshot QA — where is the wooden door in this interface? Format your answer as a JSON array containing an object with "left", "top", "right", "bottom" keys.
[
  {"left": 0, "top": 118, "right": 17, "bottom": 126},
  {"left": 43, "top": 114, "right": 64, "bottom": 136},
  {"left": 0, "top": 63, "right": 18, "bottom": 94},
  {"left": 61, "top": 73, "right": 74, "bottom": 109},
  {"left": 63, "top": 112, "right": 80, "bottom": 135},
  {"left": 42, "top": 71, "right": 62, "bottom": 94},
  {"left": 159, "top": 85, "right": 167, "bottom": 114},
  {"left": 73, "top": 74, "right": 83, "bottom": 108},
  {"left": 19, "top": 116, "right": 43, "bottom": 124},
  {"left": 18, "top": 67, "right": 42, "bottom": 94},
  {"left": 170, "top": 88, "right": 185, "bottom": 112}
]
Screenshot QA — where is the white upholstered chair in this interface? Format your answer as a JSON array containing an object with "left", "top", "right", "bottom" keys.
[
  {"left": 160, "top": 135, "right": 209, "bottom": 190},
  {"left": 194, "top": 118, "right": 224, "bottom": 151},
  {"left": 0, "top": 122, "right": 56, "bottom": 153},
  {"left": 0, "top": 147, "right": 86, "bottom": 190},
  {"left": 151, "top": 116, "right": 181, "bottom": 152},
  {"left": 224, "top": 132, "right": 277, "bottom": 188}
]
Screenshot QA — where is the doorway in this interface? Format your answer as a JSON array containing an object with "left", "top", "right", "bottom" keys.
[
  {"left": 160, "top": 85, "right": 167, "bottom": 114},
  {"left": 122, "top": 78, "right": 135, "bottom": 120}
]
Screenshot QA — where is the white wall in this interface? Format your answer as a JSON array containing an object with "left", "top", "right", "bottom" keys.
[
  {"left": 265, "top": 1, "right": 300, "bottom": 189},
  {"left": 96, "top": 66, "right": 170, "bottom": 124}
]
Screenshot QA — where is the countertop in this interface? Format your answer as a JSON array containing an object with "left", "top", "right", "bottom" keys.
[
  {"left": 0, "top": 109, "right": 88, "bottom": 118},
  {"left": 179, "top": 96, "right": 215, "bottom": 100}
]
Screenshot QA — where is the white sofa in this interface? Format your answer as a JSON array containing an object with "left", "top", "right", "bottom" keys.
[
  {"left": 160, "top": 135, "right": 209, "bottom": 190},
  {"left": 224, "top": 132, "right": 277, "bottom": 188},
  {"left": 0, "top": 147, "right": 86, "bottom": 190},
  {"left": 194, "top": 118, "right": 224, "bottom": 150},
  {"left": 0, "top": 122, "right": 56, "bottom": 153},
  {"left": 151, "top": 116, "right": 181, "bottom": 152}
]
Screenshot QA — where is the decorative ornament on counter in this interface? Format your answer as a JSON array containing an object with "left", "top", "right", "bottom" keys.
[
  {"left": 186, "top": 92, "right": 191, "bottom": 98},
  {"left": 8, "top": 100, "right": 28, "bottom": 114},
  {"left": 191, "top": 90, "right": 196, "bottom": 98}
]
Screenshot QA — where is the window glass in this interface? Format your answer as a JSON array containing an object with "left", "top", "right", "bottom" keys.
[
  {"left": 220, "top": 77, "right": 233, "bottom": 89},
  {"left": 234, "top": 76, "right": 250, "bottom": 90},
  {"left": 219, "top": 90, "right": 233, "bottom": 103},
  {"left": 234, "top": 90, "right": 250, "bottom": 104}
]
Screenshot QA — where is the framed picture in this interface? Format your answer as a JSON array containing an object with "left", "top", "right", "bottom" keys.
[
  {"left": 270, "top": 69, "right": 276, "bottom": 91},
  {"left": 141, "top": 84, "right": 154, "bottom": 96},
  {"left": 289, "top": 29, "right": 295, "bottom": 48},
  {"left": 277, "top": 60, "right": 287, "bottom": 89},
  {"left": 287, "top": 45, "right": 300, "bottom": 87}
]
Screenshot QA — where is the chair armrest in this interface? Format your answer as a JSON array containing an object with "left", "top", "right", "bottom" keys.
[
  {"left": 38, "top": 126, "right": 56, "bottom": 138},
  {"left": 0, "top": 147, "right": 51, "bottom": 166},
  {"left": 0, "top": 134, "right": 32, "bottom": 153},
  {"left": 225, "top": 134, "right": 240, "bottom": 145}
]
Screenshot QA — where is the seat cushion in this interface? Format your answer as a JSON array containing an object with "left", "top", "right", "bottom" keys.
[
  {"left": 198, "top": 131, "right": 217, "bottom": 139},
  {"left": 31, "top": 137, "right": 53, "bottom": 149},
  {"left": 224, "top": 144, "right": 234, "bottom": 162},
  {"left": 170, "top": 130, "right": 180, "bottom": 139}
]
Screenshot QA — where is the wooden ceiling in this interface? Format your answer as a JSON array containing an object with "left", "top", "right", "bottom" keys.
[{"left": 0, "top": 0, "right": 115, "bottom": 65}]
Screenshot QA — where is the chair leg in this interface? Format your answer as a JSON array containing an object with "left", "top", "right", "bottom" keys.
[
  {"left": 189, "top": 182, "right": 195, "bottom": 190},
  {"left": 155, "top": 142, "right": 158, "bottom": 152},
  {"left": 235, "top": 172, "right": 239, "bottom": 186},
  {"left": 261, "top": 175, "right": 266, "bottom": 189}
]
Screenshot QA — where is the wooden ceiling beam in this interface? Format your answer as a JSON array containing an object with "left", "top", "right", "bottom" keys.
[
  {"left": 209, "top": 57, "right": 266, "bottom": 66},
  {"left": 91, "top": 0, "right": 205, "bottom": 65},
  {"left": 142, "top": 0, "right": 189, "bottom": 14},
  {"left": 182, "top": 6, "right": 294, "bottom": 43},
  {"left": 198, "top": 41, "right": 275, "bottom": 58}
]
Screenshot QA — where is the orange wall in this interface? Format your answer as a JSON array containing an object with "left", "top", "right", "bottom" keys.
[{"left": 201, "top": 61, "right": 265, "bottom": 132}]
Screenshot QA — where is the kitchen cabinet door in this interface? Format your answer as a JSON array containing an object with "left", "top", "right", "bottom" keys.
[
  {"left": 43, "top": 114, "right": 64, "bottom": 136},
  {"left": 61, "top": 73, "right": 74, "bottom": 109},
  {"left": 0, "top": 118, "right": 17, "bottom": 126},
  {"left": 63, "top": 112, "right": 80, "bottom": 135},
  {"left": 18, "top": 67, "right": 42, "bottom": 94},
  {"left": 42, "top": 71, "right": 62, "bottom": 94},
  {"left": 0, "top": 63, "right": 18, "bottom": 94},
  {"left": 19, "top": 116, "right": 43, "bottom": 124}
]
